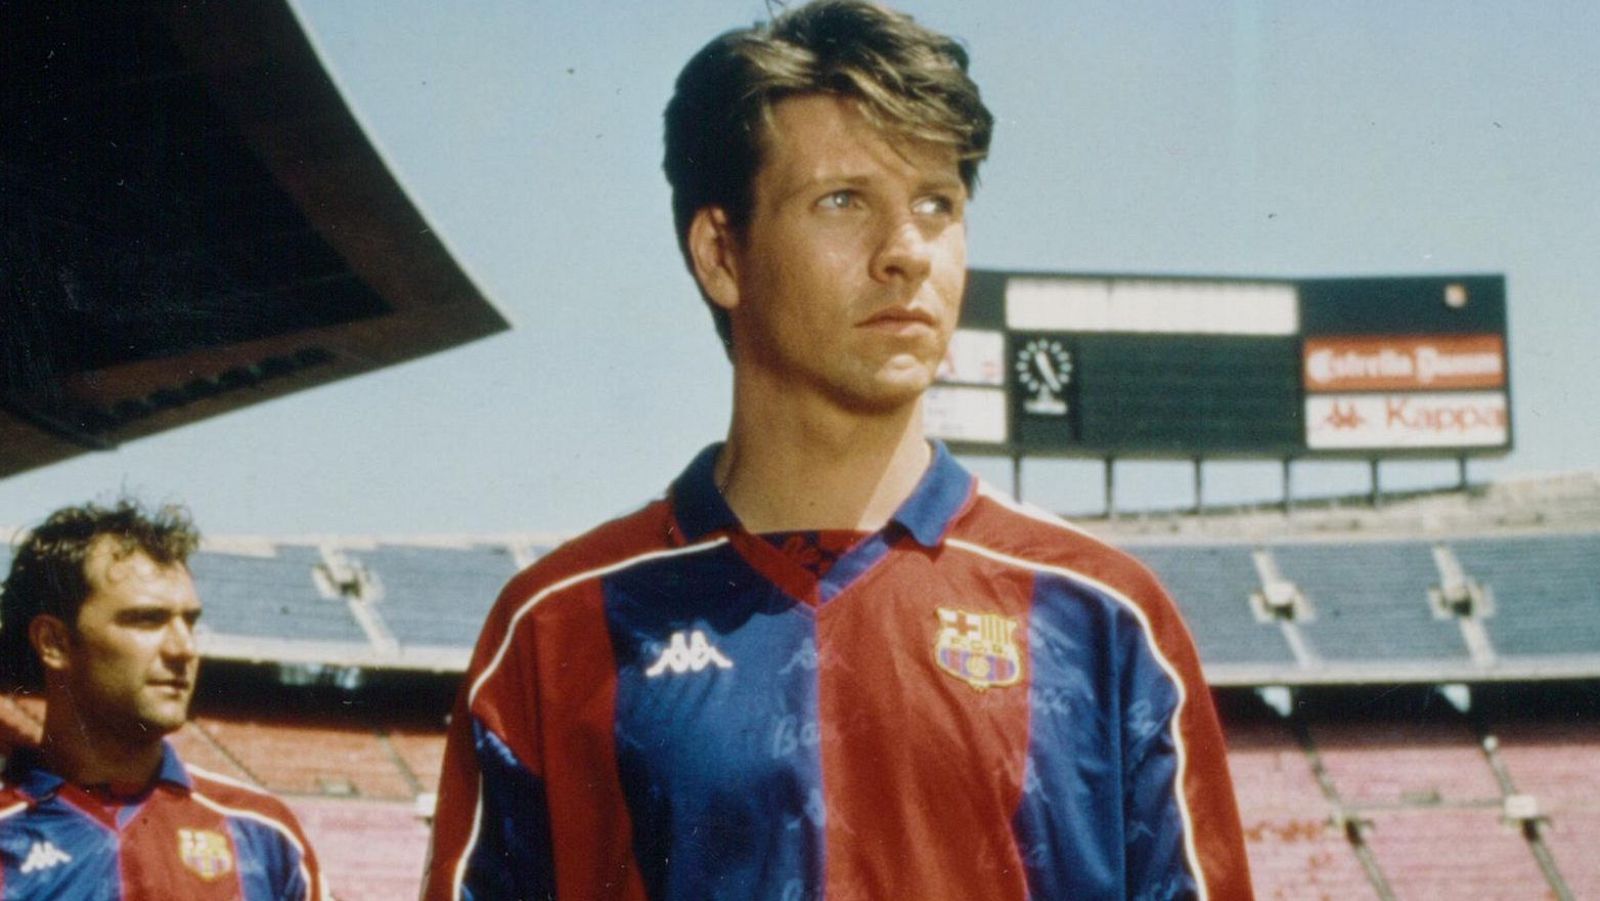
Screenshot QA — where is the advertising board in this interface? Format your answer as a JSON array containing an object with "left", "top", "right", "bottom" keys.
[
  {"left": 1305, "top": 392, "right": 1509, "bottom": 450},
  {"left": 1303, "top": 335, "right": 1506, "bottom": 392}
]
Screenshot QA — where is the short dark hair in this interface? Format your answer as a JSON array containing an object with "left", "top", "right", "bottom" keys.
[
  {"left": 0, "top": 499, "right": 200, "bottom": 689},
  {"left": 663, "top": 0, "right": 994, "bottom": 352}
]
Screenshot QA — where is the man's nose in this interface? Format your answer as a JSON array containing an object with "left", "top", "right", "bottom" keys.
[
  {"left": 870, "top": 215, "right": 933, "bottom": 285},
  {"left": 162, "top": 617, "right": 198, "bottom": 663}
]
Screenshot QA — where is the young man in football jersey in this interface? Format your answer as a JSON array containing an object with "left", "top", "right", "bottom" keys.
[
  {"left": 427, "top": 1, "right": 1252, "bottom": 897},
  {"left": 0, "top": 500, "right": 324, "bottom": 900}
]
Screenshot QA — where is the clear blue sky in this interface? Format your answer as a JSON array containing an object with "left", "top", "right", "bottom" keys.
[{"left": 3, "top": 1, "right": 1597, "bottom": 535}]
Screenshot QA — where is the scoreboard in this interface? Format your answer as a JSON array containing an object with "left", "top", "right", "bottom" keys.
[{"left": 926, "top": 271, "right": 1510, "bottom": 460}]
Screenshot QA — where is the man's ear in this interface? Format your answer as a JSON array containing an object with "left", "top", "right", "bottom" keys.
[
  {"left": 688, "top": 206, "right": 741, "bottom": 313},
  {"left": 29, "top": 614, "right": 72, "bottom": 674}
]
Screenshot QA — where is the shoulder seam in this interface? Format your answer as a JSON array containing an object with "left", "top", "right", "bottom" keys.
[{"left": 467, "top": 536, "right": 731, "bottom": 707}]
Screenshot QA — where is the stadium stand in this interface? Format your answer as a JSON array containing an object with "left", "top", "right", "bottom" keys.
[
  {"left": 1491, "top": 718, "right": 1600, "bottom": 898},
  {"left": 1453, "top": 533, "right": 1600, "bottom": 657},
  {"left": 1137, "top": 545, "right": 1299, "bottom": 666},
  {"left": 1360, "top": 807, "right": 1553, "bottom": 900},
  {"left": 190, "top": 716, "right": 415, "bottom": 799},
  {"left": 342, "top": 543, "right": 519, "bottom": 648},
  {"left": 1268, "top": 541, "right": 1470, "bottom": 663},
  {"left": 1307, "top": 718, "right": 1502, "bottom": 806},
  {"left": 1224, "top": 718, "right": 1379, "bottom": 900},
  {"left": 188, "top": 545, "right": 370, "bottom": 644}
]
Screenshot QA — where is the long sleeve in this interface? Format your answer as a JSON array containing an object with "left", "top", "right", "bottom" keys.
[{"left": 423, "top": 589, "right": 554, "bottom": 901}]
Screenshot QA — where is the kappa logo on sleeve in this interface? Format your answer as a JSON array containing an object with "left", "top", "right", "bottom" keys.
[
  {"left": 19, "top": 840, "right": 73, "bottom": 874},
  {"left": 934, "top": 607, "right": 1023, "bottom": 690},
  {"left": 645, "top": 629, "right": 734, "bottom": 677}
]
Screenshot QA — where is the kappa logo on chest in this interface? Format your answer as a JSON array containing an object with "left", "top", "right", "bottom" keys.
[
  {"left": 645, "top": 629, "right": 734, "bottom": 677},
  {"left": 19, "top": 840, "right": 72, "bottom": 875},
  {"left": 933, "top": 607, "right": 1024, "bottom": 690}
]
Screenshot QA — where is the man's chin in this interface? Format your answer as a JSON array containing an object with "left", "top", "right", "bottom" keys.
[
  {"left": 137, "top": 701, "right": 193, "bottom": 735},
  {"left": 834, "top": 379, "right": 929, "bottom": 416}
]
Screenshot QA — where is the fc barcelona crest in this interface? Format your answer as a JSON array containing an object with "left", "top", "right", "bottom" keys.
[
  {"left": 178, "top": 828, "right": 235, "bottom": 881},
  {"left": 934, "top": 607, "right": 1023, "bottom": 690}
]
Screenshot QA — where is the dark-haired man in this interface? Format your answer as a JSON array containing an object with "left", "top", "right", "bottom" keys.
[
  {"left": 0, "top": 501, "right": 324, "bottom": 900},
  {"left": 428, "top": 2, "right": 1251, "bottom": 898}
]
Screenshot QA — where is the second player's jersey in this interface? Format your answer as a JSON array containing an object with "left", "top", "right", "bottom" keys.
[
  {"left": 0, "top": 743, "right": 324, "bottom": 900},
  {"left": 426, "top": 442, "right": 1251, "bottom": 900}
]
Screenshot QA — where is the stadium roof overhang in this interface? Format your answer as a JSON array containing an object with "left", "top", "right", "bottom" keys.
[{"left": 1, "top": 1, "right": 509, "bottom": 479}]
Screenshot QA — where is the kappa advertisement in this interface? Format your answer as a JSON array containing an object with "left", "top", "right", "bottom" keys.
[{"left": 1305, "top": 392, "right": 1509, "bottom": 450}]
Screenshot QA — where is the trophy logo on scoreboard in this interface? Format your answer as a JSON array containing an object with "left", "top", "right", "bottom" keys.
[{"left": 1014, "top": 336, "right": 1073, "bottom": 416}]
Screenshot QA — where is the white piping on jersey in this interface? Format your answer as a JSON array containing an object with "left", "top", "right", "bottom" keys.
[
  {"left": 186, "top": 763, "right": 266, "bottom": 793},
  {"left": 945, "top": 536, "right": 1209, "bottom": 901},
  {"left": 448, "top": 774, "right": 487, "bottom": 901},
  {"left": 466, "top": 536, "right": 731, "bottom": 707},
  {"left": 190, "top": 789, "right": 321, "bottom": 901},
  {"left": 0, "top": 800, "right": 27, "bottom": 821},
  {"left": 453, "top": 535, "right": 731, "bottom": 900}
]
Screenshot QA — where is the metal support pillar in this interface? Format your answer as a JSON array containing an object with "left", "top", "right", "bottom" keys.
[
  {"left": 1192, "top": 457, "right": 1204, "bottom": 515},
  {"left": 1011, "top": 453, "right": 1023, "bottom": 502},
  {"left": 1369, "top": 458, "right": 1382, "bottom": 508},
  {"left": 1282, "top": 458, "right": 1294, "bottom": 514},
  {"left": 1104, "top": 458, "right": 1117, "bottom": 519},
  {"left": 1457, "top": 456, "right": 1470, "bottom": 491}
]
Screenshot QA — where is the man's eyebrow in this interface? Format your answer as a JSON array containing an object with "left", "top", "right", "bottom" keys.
[
  {"left": 115, "top": 600, "right": 199, "bottom": 618},
  {"left": 117, "top": 607, "right": 175, "bottom": 621},
  {"left": 790, "top": 171, "right": 871, "bottom": 191},
  {"left": 918, "top": 173, "right": 965, "bottom": 193}
]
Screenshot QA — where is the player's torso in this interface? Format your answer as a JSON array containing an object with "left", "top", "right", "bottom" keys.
[{"left": 529, "top": 531, "right": 1129, "bottom": 900}]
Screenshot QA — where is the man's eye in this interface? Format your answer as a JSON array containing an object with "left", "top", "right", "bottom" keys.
[
  {"left": 913, "top": 195, "right": 955, "bottom": 216},
  {"left": 817, "top": 190, "right": 857, "bottom": 210}
]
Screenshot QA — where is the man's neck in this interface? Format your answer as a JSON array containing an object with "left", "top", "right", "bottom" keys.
[
  {"left": 717, "top": 379, "right": 932, "bottom": 534},
  {"left": 39, "top": 707, "right": 166, "bottom": 793}
]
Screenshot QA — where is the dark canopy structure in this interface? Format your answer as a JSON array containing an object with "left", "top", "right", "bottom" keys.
[{"left": 1, "top": 1, "right": 508, "bottom": 478}]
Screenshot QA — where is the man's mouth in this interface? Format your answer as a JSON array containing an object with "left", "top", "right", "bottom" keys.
[{"left": 860, "top": 306, "right": 937, "bottom": 331}]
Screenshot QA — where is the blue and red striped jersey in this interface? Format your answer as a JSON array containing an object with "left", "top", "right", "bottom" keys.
[
  {"left": 426, "top": 443, "right": 1251, "bottom": 899},
  {"left": 0, "top": 742, "right": 324, "bottom": 900}
]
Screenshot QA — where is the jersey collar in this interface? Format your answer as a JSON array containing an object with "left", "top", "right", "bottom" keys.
[
  {"left": 1, "top": 740, "right": 191, "bottom": 803},
  {"left": 670, "top": 440, "right": 973, "bottom": 548}
]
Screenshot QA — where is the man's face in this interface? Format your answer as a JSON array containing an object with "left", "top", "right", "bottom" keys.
[
  {"left": 53, "top": 542, "right": 202, "bottom": 742},
  {"left": 712, "top": 94, "right": 968, "bottom": 412}
]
